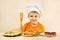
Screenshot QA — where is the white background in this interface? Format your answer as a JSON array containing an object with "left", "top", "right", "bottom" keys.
[{"left": 0, "top": 0, "right": 60, "bottom": 33}]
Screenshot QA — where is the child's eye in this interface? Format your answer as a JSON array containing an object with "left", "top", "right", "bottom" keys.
[
  {"left": 30, "top": 15, "right": 33, "bottom": 17},
  {"left": 35, "top": 15, "right": 37, "bottom": 17}
]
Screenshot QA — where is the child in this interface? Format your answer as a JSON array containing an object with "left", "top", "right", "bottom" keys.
[{"left": 22, "top": 4, "right": 46, "bottom": 36}]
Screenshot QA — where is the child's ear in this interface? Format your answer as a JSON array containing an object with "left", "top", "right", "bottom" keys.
[
  {"left": 28, "top": 15, "right": 29, "bottom": 18},
  {"left": 39, "top": 16, "right": 40, "bottom": 18},
  {"left": 38, "top": 14, "right": 40, "bottom": 18}
]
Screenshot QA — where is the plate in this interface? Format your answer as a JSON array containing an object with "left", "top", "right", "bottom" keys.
[{"left": 3, "top": 31, "right": 21, "bottom": 37}]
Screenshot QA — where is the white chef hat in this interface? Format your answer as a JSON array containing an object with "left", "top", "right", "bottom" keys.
[{"left": 25, "top": 3, "right": 44, "bottom": 16}]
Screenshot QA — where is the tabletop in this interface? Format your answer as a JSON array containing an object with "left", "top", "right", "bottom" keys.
[{"left": 0, "top": 33, "right": 60, "bottom": 40}]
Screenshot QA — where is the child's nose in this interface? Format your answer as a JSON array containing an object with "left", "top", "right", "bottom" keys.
[{"left": 33, "top": 16, "right": 36, "bottom": 19}]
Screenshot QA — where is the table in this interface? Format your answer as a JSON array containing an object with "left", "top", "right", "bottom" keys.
[{"left": 0, "top": 33, "right": 60, "bottom": 40}]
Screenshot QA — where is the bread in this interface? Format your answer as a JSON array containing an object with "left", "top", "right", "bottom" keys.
[{"left": 22, "top": 32, "right": 33, "bottom": 37}]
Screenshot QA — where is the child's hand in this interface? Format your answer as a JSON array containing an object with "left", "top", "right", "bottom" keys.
[
  {"left": 33, "top": 31, "right": 37, "bottom": 35},
  {"left": 22, "top": 31, "right": 40, "bottom": 36},
  {"left": 33, "top": 31, "right": 41, "bottom": 36}
]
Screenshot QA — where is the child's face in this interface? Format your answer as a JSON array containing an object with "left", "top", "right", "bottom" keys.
[{"left": 28, "top": 12, "right": 40, "bottom": 24}]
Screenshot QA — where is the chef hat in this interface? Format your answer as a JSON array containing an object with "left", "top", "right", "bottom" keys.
[{"left": 25, "top": 3, "right": 44, "bottom": 16}]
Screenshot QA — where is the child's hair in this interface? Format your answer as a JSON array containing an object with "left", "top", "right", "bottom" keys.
[{"left": 28, "top": 11, "right": 40, "bottom": 17}]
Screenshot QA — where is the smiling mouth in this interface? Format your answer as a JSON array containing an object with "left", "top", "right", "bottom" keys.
[
  {"left": 32, "top": 20, "right": 36, "bottom": 21},
  {"left": 32, "top": 23, "right": 36, "bottom": 25}
]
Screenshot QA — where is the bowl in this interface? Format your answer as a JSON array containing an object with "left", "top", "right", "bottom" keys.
[{"left": 44, "top": 32, "right": 56, "bottom": 37}]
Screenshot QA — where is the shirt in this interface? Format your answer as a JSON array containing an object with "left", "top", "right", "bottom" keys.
[{"left": 22, "top": 22, "right": 46, "bottom": 32}]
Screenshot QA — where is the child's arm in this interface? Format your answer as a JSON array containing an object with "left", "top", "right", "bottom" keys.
[
  {"left": 22, "top": 24, "right": 27, "bottom": 32},
  {"left": 22, "top": 23, "right": 29, "bottom": 32},
  {"left": 38, "top": 24, "right": 46, "bottom": 33}
]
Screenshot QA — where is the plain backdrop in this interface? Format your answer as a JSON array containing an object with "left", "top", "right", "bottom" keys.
[{"left": 0, "top": 0, "right": 60, "bottom": 33}]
